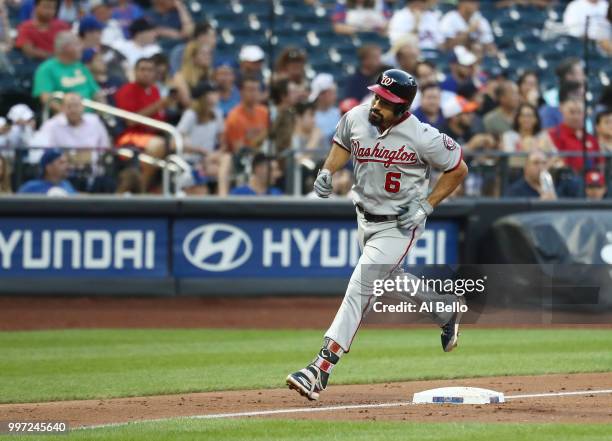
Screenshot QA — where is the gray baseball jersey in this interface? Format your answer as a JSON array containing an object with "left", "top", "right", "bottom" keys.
[{"left": 333, "top": 103, "right": 462, "bottom": 215}]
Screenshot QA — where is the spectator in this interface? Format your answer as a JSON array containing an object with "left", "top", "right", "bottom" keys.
[
  {"left": 237, "top": 45, "right": 265, "bottom": 87},
  {"left": 114, "top": 57, "right": 175, "bottom": 188},
  {"left": 169, "top": 21, "right": 216, "bottom": 75},
  {"left": 112, "top": 0, "right": 143, "bottom": 38},
  {"left": 584, "top": 170, "right": 607, "bottom": 200},
  {"left": 57, "top": 0, "right": 80, "bottom": 22},
  {"left": 15, "top": 0, "right": 70, "bottom": 60},
  {"left": 0, "top": 117, "right": 8, "bottom": 148},
  {"left": 483, "top": 80, "right": 520, "bottom": 137},
  {"left": 478, "top": 67, "right": 508, "bottom": 116},
  {"left": 441, "top": 95, "right": 496, "bottom": 151},
  {"left": 176, "top": 81, "right": 223, "bottom": 159},
  {"left": 383, "top": 34, "right": 421, "bottom": 75},
  {"left": 224, "top": 77, "right": 269, "bottom": 153},
  {"left": 540, "top": 80, "right": 584, "bottom": 130},
  {"left": 0, "top": 154, "right": 11, "bottom": 193},
  {"left": 596, "top": 109, "right": 612, "bottom": 152},
  {"left": 85, "top": 0, "right": 125, "bottom": 48},
  {"left": 6, "top": 103, "right": 36, "bottom": 148},
  {"left": 344, "top": 44, "right": 387, "bottom": 101},
  {"left": 0, "top": 0, "right": 12, "bottom": 56},
  {"left": 270, "top": 79, "right": 297, "bottom": 153},
  {"left": 291, "top": 101, "right": 323, "bottom": 158},
  {"left": 517, "top": 70, "right": 542, "bottom": 108},
  {"left": 18, "top": 148, "right": 77, "bottom": 195},
  {"left": 332, "top": 0, "right": 390, "bottom": 35},
  {"left": 173, "top": 42, "right": 212, "bottom": 107},
  {"left": 540, "top": 98, "right": 600, "bottom": 172},
  {"left": 414, "top": 59, "right": 438, "bottom": 84},
  {"left": 542, "top": 57, "right": 585, "bottom": 108},
  {"left": 176, "top": 81, "right": 230, "bottom": 196},
  {"left": 339, "top": 98, "right": 359, "bottom": 115},
  {"left": 413, "top": 83, "right": 445, "bottom": 130},
  {"left": 115, "top": 167, "right": 143, "bottom": 194},
  {"left": 309, "top": 73, "right": 340, "bottom": 142},
  {"left": 144, "top": 0, "right": 194, "bottom": 42},
  {"left": 151, "top": 52, "right": 172, "bottom": 97},
  {"left": 79, "top": 15, "right": 128, "bottom": 82},
  {"left": 440, "top": 46, "right": 478, "bottom": 96},
  {"left": 505, "top": 150, "right": 556, "bottom": 199},
  {"left": 563, "top": 0, "right": 611, "bottom": 54},
  {"left": 230, "top": 152, "right": 283, "bottom": 196},
  {"left": 82, "top": 48, "right": 123, "bottom": 106},
  {"left": 388, "top": 0, "right": 442, "bottom": 50},
  {"left": 33, "top": 32, "right": 101, "bottom": 111},
  {"left": 502, "top": 103, "right": 551, "bottom": 168},
  {"left": 214, "top": 59, "right": 240, "bottom": 118},
  {"left": 439, "top": 0, "right": 495, "bottom": 55},
  {"left": 30, "top": 93, "right": 111, "bottom": 151},
  {"left": 112, "top": 18, "right": 161, "bottom": 69},
  {"left": 152, "top": 53, "right": 181, "bottom": 124},
  {"left": 274, "top": 47, "right": 308, "bottom": 101}
]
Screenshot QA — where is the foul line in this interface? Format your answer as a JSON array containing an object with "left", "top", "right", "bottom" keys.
[
  {"left": 505, "top": 389, "right": 612, "bottom": 400},
  {"left": 78, "top": 388, "right": 612, "bottom": 431}
]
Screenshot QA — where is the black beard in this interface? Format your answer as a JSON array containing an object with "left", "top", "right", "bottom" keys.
[{"left": 368, "top": 109, "right": 383, "bottom": 127}]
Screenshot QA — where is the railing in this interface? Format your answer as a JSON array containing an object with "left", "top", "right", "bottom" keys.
[
  {"left": 282, "top": 147, "right": 612, "bottom": 197},
  {"left": 45, "top": 92, "right": 186, "bottom": 196},
  {"left": 7, "top": 146, "right": 191, "bottom": 196}
]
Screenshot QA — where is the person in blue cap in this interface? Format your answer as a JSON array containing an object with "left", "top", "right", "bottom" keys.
[{"left": 18, "top": 149, "right": 77, "bottom": 195}]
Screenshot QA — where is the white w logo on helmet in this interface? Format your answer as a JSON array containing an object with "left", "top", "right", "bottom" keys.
[{"left": 380, "top": 74, "right": 395, "bottom": 86}]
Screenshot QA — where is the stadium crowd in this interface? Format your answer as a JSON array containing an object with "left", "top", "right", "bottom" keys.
[{"left": 0, "top": 0, "right": 610, "bottom": 199}]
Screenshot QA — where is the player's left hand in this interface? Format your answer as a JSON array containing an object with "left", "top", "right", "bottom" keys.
[{"left": 398, "top": 198, "right": 433, "bottom": 230}]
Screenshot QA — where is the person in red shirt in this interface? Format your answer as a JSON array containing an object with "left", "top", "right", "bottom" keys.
[
  {"left": 16, "top": 0, "right": 70, "bottom": 60},
  {"left": 115, "top": 57, "right": 176, "bottom": 190},
  {"left": 542, "top": 97, "right": 600, "bottom": 172}
]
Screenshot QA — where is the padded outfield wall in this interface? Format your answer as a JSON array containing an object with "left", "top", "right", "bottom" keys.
[{"left": 0, "top": 196, "right": 611, "bottom": 301}]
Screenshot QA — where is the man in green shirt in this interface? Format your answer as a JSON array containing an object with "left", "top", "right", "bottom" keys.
[{"left": 33, "top": 31, "right": 101, "bottom": 113}]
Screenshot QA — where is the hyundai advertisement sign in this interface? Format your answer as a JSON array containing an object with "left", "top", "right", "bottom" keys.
[
  {"left": 0, "top": 218, "right": 168, "bottom": 277},
  {"left": 174, "top": 219, "right": 458, "bottom": 277}
]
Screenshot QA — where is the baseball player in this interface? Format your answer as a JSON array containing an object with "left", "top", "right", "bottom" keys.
[{"left": 286, "top": 69, "right": 469, "bottom": 401}]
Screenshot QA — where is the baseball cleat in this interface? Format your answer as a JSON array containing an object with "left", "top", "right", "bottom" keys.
[
  {"left": 441, "top": 297, "right": 465, "bottom": 352},
  {"left": 286, "top": 364, "right": 328, "bottom": 401}
]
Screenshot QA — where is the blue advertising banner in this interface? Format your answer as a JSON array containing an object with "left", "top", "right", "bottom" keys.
[
  {"left": 174, "top": 219, "right": 458, "bottom": 278},
  {"left": 0, "top": 218, "right": 168, "bottom": 277}
]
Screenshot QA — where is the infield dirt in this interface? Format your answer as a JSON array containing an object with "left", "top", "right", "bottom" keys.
[
  {"left": 0, "top": 297, "right": 610, "bottom": 427},
  {"left": 0, "top": 373, "right": 610, "bottom": 427}
]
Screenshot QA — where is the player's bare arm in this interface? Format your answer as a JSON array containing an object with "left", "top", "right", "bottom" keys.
[
  {"left": 427, "top": 160, "right": 469, "bottom": 208},
  {"left": 321, "top": 143, "right": 351, "bottom": 174}
]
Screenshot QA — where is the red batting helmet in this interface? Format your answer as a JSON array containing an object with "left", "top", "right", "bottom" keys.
[{"left": 367, "top": 69, "right": 418, "bottom": 106}]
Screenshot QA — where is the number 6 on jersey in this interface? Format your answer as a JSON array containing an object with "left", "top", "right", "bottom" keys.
[{"left": 384, "top": 172, "right": 401, "bottom": 193}]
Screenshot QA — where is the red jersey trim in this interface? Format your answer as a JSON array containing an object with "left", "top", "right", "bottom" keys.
[
  {"left": 446, "top": 148, "right": 464, "bottom": 172},
  {"left": 334, "top": 140, "right": 351, "bottom": 152},
  {"left": 355, "top": 158, "right": 425, "bottom": 167}
]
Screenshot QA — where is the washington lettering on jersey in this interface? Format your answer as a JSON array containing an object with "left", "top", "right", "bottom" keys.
[
  {"left": 351, "top": 140, "right": 418, "bottom": 168},
  {"left": 334, "top": 103, "right": 462, "bottom": 215}
]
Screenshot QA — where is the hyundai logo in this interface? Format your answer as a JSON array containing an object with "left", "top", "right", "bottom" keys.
[{"left": 183, "top": 224, "right": 252, "bottom": 272}]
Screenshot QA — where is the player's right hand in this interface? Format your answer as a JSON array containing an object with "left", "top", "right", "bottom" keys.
[{"left": 314, "top": 169, "right": 333, "bottom": 198}]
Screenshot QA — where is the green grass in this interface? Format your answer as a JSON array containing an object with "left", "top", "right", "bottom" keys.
[
  {"left": 1, "top": 420, "right": 612, "bottom": 441},
  {"left": 0, "top": 328, "right": 611, "bottom": 403}
]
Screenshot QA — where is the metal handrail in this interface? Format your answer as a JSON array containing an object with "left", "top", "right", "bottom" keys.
[
  {"left": 46, "top": 92, "right": 185, "bottom": 196},
  {"left": 281, "top": 146, "right": 612, "bottom": 196}
]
